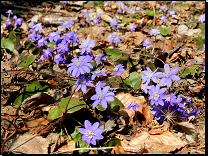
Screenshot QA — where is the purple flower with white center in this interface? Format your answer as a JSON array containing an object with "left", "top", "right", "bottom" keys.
[
  {"left": 78, "top": 120, "right": 104, "bottom": 145},
  {"left": 15, "top": 18, "right": 23, "bottom": 26},
  {"left": 163, "top": 93, "right": 178, "bottom": 106},
  {"left": 57, "top": 40, "right": 69, "bottom": 53},
  {"left": 136, "top": 7, "right": 141, "bottom": 11},
  {"left": 37, "top": 37, "right": 48, "bottom": 47},
  {"left": 48, "top": 31, "right": 61, "bottom": 42},
  {"left": 103, "top": 2, "right": 108, "bottom": 7},
  {"left": 202, "top": 44, "right": 205, "bottom": 51},
  {"left": 69, "top": 31, "right": 79, "bottom": 43},
  {"left": 34, "top": 23, "right": 42, "bottom": 31},
  {"left": 85, "top": 18, "right": 89, "bottom": 24},
  {"left": 171, "top": 1, "right": 176, "bottom": 5},
  {"left": 43, "top": 48, "right": 52, "bottom": 58},
  {"left": 148, "top": 84, "right": 167, "bottom": 106},
  {"left": 141, "top": 67, "right": 162, "bottom": 85},
  {"left": 61, "top": 20, "right": 74, "bottom": 30},
  {"left": 129, "top": 23, "right": 136, "bottom": 32},
  {"left": 96, "top": 81, "right": 106, "bottom": 88},
  {"left": 91, "top": 68, "right": 107, "bottom": 80},
  {"left": 110, "top": 18, "right": 117, "bottom": 27},
  {"left": 29, "top": 22, "right": 35, "bottom": 29},
  {"left": 164, "top": 7, "right": 168, "bottom": 12},
  {"left": 91, "top": 86, "right": 115, "bottom": 109},
  {"left": 67, "top": 55, "right": 93, "bottom": 78},
  {"left": 142, "top": 38, "right": 152, "bottom": 47},
  {"left": 13, "top": 15, "right": 17, "bottom": 20},
  {"left": 118, "top": 2, "right": 123, "bottom": 5},
  {"left": 39, "top": 55, "right": 45, "bottom": 61},
  {"left": 148, "top": 29, "right": 161, "bottom": 36},
  {"left": 54, "top": 53, "right": 63, "bottom": 64},
  {"left": 140, "top": 82, "right": 151, "bottom": 94},
  {"left": 171, "top": 14, "right": 177, "bottom": 18},
  {"left": 63, "top": 1, "right": 67, "bottom": 4},
  {"left": 180, "top": 109, "right": 201, "bottom": 120},
  {"left": 97, "top": 13, "right": 102, "bottom": 18},
  {"left": 113, "top": 64, "right": 125, "bottom": 76},
  {"left": 113, "top": 36, "right": 121, "bottom": 44},
  {"left": 79, "top": 37, "right": 95, "bottom": 55},
  {"left": 6, "top": 10, "right": 13, "bottom": 15},
  {"left": 131, "top": 11, "right": 136, "bottom": 14},
  {"left": 115, "top": 25, "right": 121, "bottom": 29},
  {"left": 95, "top": 54, "right": 108, "bottom": 63},
  {"left": 169, "top": 11, "right": 175, "bottom": 16},
  {"left": 128, "top": 101, "right": 140, "bottom": 111},
  {"left": 28, "top": 31, "right": 37, "bottom": 41},
  {"left": 75, "top": 75, "right": 94, "bottom": 93},
  {"left": 36, "top": 34, "right": 42, "bottom": 41},
  {"left": 160, "top": 16, "right": 167, "bottom": 21},
  {"left": 93, "top": 19, "right": 99, "bottom": 25},
  {"left": 117, "top": 9, "right": 122, "bottom": 13},
  {"left": 82, "top": 11, "right": 88, "bottom": 15},
  {"left": 123, "top": 5, "right": 128, "bottom": 10},
  {"left": 175, "top": 96, "right": 184, "bottom": 108},
  {"left": 159, "top": 9, "right": 162, "bottom": 12},
  {"left": 107, "top": 34, "right": 116, "bottom": 42},
  {"left": 6, "top": 20, "right": 12, "bottom": 26},
  {"left": 161, "top": 6, "right": 165, "bottom": 11},
  {"left": 198, "top": 14, "right": 205, "bottom": 23},
  {"left": 159, "top": 64, "right": 180, "bottom": 87}
]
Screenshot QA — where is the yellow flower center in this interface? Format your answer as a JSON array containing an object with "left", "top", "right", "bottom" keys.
[
  {"left": 77, "top": 61, "right": 81, "bottom": 66},
  {"left": 148, "top": 73, "right": 152, "bottom": 77},
  {"left": 114, "top": 67, "right": 118, "bottom": 71},
  {"left": 88, "top": 131, "right": 92, "bottom": 135},
  {"left": 131, "top": 101, "right": 135, "bottom": 106},
  {"left": 99, "top": 94, "right": 104, "bottom": 99},
  {"left": 55, "top": 55, "right": 60, "bottom": 59},
  {"left": 52, "top": 33, "right": 56, "bottom": 36},
  {"left": 62, "top": 46, "right": 65, "bottom": 49},
  {"left": 45, "top": 51, "right": 49, "bottom": 54}
]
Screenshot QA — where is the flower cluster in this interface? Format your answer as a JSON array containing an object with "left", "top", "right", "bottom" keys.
[
  {"left": 5, "top": 10, "right": 23, "bottom": 27},
  {"left": 107, "top": 34, "right": 121, "bottom": 44}
]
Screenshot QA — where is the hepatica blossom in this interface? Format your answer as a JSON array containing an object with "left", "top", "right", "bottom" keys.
[
  {"left": 60, "top": 20, "right": 74, "bottom": 29},
  {"left": 54, "top": 53, "right": 63, "bottom": 64},
  {"left": 91, "top": 86, "right": 115, "bottom": 109},
  {"left": 79, "top": 37, "right": 95, "bottom": 55},
  {"left": 198, "top": 13, "right": 205, "bottom": 23},
  {"left": 129, "top": 23, "right": 136, "bottom": 32},
  {"left": 148, "top": 29, "right": 160, "bottom": 36},
  {"left": 91, "top": 68, "right": 107, "bottom": 80},
  {"left": 15, "top": 18, "right": 23, "bottom": 26},
  {"left": 159, "top": 64, "right": 180, "bottom": 87},
  {"left": 78, "top": 120, "right": 104, "bottom": 145},
  {"left": 57, "top": 40, "right": 69, "bottom": 53},
  {"left": 75, "top": 75, "right": 94, "bottom": 93},
  {"left": 128, "top": 101, "right": 140, "bottom": 111},
  {"left": 43, "top": 48, "right": 52, "bottom": 58},
  {"left": 48, "top": 31, "right": 61, "bottom": 42},
  {"left": 103, "top": 2, "right": 108, "bottom": 7},
  {"left": 6, "top": 10, "right": 13, "bottom": 15},
  {"left": 113, "top": 36, "right": 121, "bottom": 44},
  {"left": 141, "top": 67, "right": 162, "bottom": 85},
  {"left": 37, "top": 37, "right": 48, "bottom": 47},
  {"left": 160, "top": 16, "right": 167, "bottom": 21},
  {"left": 142, "top": 38, "right": 152, "bottom": 47},
  {"left": 113, "top": 64, "right": 125, "bottom": 76},
  {"left": 107, "top": 34, "right": 116, "bottom": 42},
  {"left": 6, "top": 20, "right": 12, "bottom": 26},
  {"left": 67, "top": 55, "right": 93, "bottom": 78},
  {"left": 110, "top": 18, "right": 117, "bottom": 27}
]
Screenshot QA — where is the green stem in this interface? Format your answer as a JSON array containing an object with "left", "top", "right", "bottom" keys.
[{"left": 87, "top": 12, "right": 94, "bottom": 40}]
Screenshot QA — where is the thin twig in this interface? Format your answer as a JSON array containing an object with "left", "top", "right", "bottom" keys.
[
  {"left": 139, "top": 53, "right": 165, "bottom": 65},
  {"left": 87, "top": 12, "right": 94, "bottom": 40}
]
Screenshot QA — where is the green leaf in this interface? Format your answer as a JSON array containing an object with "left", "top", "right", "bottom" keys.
[
  {"left": 46, "top": 41, "right": 56, "bottom": 50},
  {"left": 191, "top": 36, "right": 204, "bottom": 47},
  {"left": 1, "top": 38, "right": 15, "bottom": 52},
  {"left": 180, "top": 68, "right": 190, "bottom": 76},
  {"left": 68, "top": 79, "right": 78, "bottom": 85},
  {"left": 158, "top": 26, "right": 171, "bottom": 36},
  {"left": 18, "top": 62, "right": 27, "bottom": 67},
  {"left": 124, "top": 72, "right": 141, "bottom": 89},
  {"left": 26, "top": 55, "right": 36, "bottom": 66},
  {"left": 14, "top": 81, "right": 50, "bottom": 106},
  {"left": 130, "top": 14, "right": 138, "bottom": 18},
  {"left": 96, "top": 103, "right": 106, "bottom": 111},
  {"left": 47, "top": 98, "right": 86, "bottom": 120},
  {"left": 109, "top": 97, "right": 123, "bottom": 112},
  {"left": 121, "top": 19, "right": 130, "bottom": 24},
  {"left": 105, "top": 49, "right": 121, "bottom": 60},
  {"left": 32, "top": 47, "right": 41, "bottom": 55},
  {"left": 155, "top": 10, "right": 164, "bottom": 14},
  {"left": 189, "top": 65, "right": 199, "bottom": 70},
  {"left": 146, "top": 10, "right": 154, "bottom": 16}
]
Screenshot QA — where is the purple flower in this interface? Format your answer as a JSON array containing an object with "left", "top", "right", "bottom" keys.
[
  {"left": 13, "top": 15, "right": 17, "bottom": 20},
  {"left": 140, "top": 82, "right": 151, "bottom": 94},
  {"left": 118, "top": 2, "right": 123, "bottom": 5},
  {"left": 128, "top": 101, "right": 140, "bottom": 111},
  {"left": 54, "top": 53, "right": 63, "bottom": 64},
  {"left": 61, "top": 20, "right": 74, "bottom": 30},
  {"left": 34, "top": 23, "right": 42, "bottom": 32},
  {"left": 29, "top": 22, "right": 35, "bottom": 29},
  {"left": 63, "top": 1, "right": 67, "bottom": 4},
  {"left": 75, "top": 75, "right": 94, "bottom": 93},
  {"left": 97, "top": 13, "right": 102, "bottom": 18},
  {"left": 57, "top": 40, "right": 69, "bottom": 53},
  {"left": 103, "top": 2, "right": 108, "bottom": 7},
  {"left": 39, "top": 55, "right": 45, "bottom": 61},
  {"left": 91, "top": 68, "right": 107, "bottom": 80},
  {"left": 95, "top": 54, "right": 108, "bottom": 63},
  {"left": 159, "top": 9, "right": 162, "bottom": 12},
  {"left": 180, "top": 109, "right": 201, "bottom": 121},
  {"left": 15, "top": 18, "right": 23, "bottom": 26},
  {"left": 48, "top": 31, "right": 61, "bottom": 42},
  {"left": 142, "top": 38, "right": 152, "bottom": 47},
  {"left": 117, "top": 9, "right": 122, "bottom": 13},
  {"left": 78, "top": 120, "right": 104, "bottom": 145},
  {"left": 160, "top": 16, "right": 167, "bottom": 21},
  {"left": 163, "top": 93, "right": 178, "bottom": 106},
  {"left": 69, "top": 31, "right": 79, "bottom": 43},
  {"left": 123, "top": 5, "right": 128, "bottom": 10},
  {"left": 43, "top": 48, "right": 52, "bottom": 58},
  {"left": 85, "top": 18, "right": 89, "bottom": 24},
  {"left": 37, "top": 37, "right": 48, "bottom": 47},
  {"left": 6, "top": 10, "right": 13, "bottom": 15},
  {"left": 113, "top": 36, "right": 121, "bottom": 44},
  {"left": 141, "top": 67, "right": 162, "bottom": 84},
  {"left": 91, "top": 86, "right": 115, "bottom": 109},
  {"left": 148, "top": 29, "right": 161, "bottom": 36},
  {"left": 28, "top": 31, "right": 37, "bottom": 41},
  {"left": 110, "top": 18, "right": 117, "bottom": 27},
  {"left": 169, "top": 11, "right": 175, "bottom": 16},
  {"left": 136, "top": 7, "right": 141, "bottom": 11},
  {"left": 164, "top": 7, "right": 168, "bottom": 12},
  {"left": 159, "top": 64, "right": 180, "bottom": 87},
  {"left": 93, "top": 19, "right": 99, "bottom": 25},
  {"left": 171, "top": 14, "right": 177, "bottom": 18},
  {"left": 96, "top": 81, "right": 106, "bottom": 88},
  {"left": 148, "top": 84, "right": 167, "bottom": 106},
  {"left": 198, "top": 14, "right": 205, "bottom": 23},
  {"left": 82, "top": 11, "right": 88, "bottom": 15},
  {"left": 115, "top": 25, "right": 121, "bottom": 29},
  {"left": 202, "top": 44, "right": 205, "bottom": 50},
  {"left": 79, "top": 37, "right": 95, "bottom": 55},
  {"left": 6, "top": 20, "right": 12, "bottom": 26},
  {"left": 129, "top": 23, "right": 136, "bottom": 32},
  {"left": 131, "top": 11, "right": 136, "bottom": 14},
  {"left": 107, "top": 34, "right": 116, "bottom": 42},
  {"left": 113, "top": 64, "right": 125, "bottom": 76},
  {"left": 67, "top": 55, "right": 93, "bottom": 78},
  {"left": 36, "top": 34, "right": 42, "bottom": 41}
]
